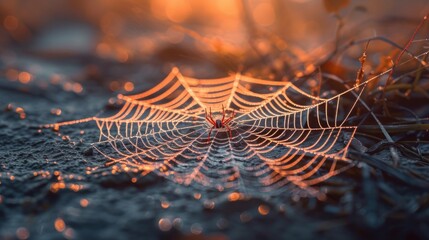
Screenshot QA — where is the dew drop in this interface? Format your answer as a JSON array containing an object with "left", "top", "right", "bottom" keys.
[
  {"left": 258, "top": 204, "right": 270, "bottom": 216},
  {"left": 80, "top": 198, "right": 89, "bottom": 208},
  {"left": 158, "top": 218, "right": 172, "bottom": 232},
  {"left": 16, "top": 227, "right": 29, "bottom": 240},
  {"left": 161, "top": 200, "right": 170, "bottom": 209},
  {"left": 228, "top": 192, "right": 240, "bottom": 201},
  {"left": 193, "top": 192, "right": 201, "bottom": 200},
  {"left": 54, "top": 218, "right": 66, "bottom": 232},
  {"left": 62, "top": 135, "right": 70, "bottom": 142},
  {"left": 50, "top": 108, "right": 62, "bottom": 116}
]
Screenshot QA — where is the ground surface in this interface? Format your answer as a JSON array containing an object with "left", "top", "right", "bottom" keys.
[{"left": 1, "top": 51, "right": 429, "bottom": 240}]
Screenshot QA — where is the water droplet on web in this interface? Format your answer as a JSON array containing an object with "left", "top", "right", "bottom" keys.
[
  {"left": 258, "top": 204, "right": 270, "bottom": 215},
  {"left": 54, "top": 218, "right": 66, "bottom": 232},
  {"left": 193, "top": 192, "right": 201, "bottom": 200},
  {"left": 161, "top": 200, "right": 170, "bottom": 209},
  {"left": 228, "top": 192, "right": 240, "bottom": 201}
]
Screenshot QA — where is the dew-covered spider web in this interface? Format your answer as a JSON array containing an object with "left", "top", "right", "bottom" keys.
[{"left": 47, "top": 66, "right": 376, "bottom": 196}]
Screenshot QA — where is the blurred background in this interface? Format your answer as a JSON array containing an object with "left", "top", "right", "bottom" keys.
[{"left": 1, "top": 0, "right": 428, "bottom": 92}]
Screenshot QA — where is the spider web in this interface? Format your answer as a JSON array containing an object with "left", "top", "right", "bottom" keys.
[{"left": 49, "top": 67, "right": 372, "bottom": 196}]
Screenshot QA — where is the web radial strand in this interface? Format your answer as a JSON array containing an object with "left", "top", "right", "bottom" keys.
[{"left": 55, "top": 68, "right": 364, "bottom": 195}]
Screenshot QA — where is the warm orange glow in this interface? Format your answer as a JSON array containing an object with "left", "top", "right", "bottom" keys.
[
  {"left": 161, "top": 200, "right": 170, "bottom": 209},
  {"left": 216, "top": 0, "right": 239, "bottom": 16},
  {"left": 63, "top": 82, "right": 72, "bottom": 92},
  {"left": 193, "top": 192, "right": 202, "bottom": 200},
  {"left": 253, "top": 2, "right": 275, "bottom": 27},
  {"left": 51, "top": 108, "right": 62, "bottom": 116},
  {"left": 18, "top": 72, "right": 31, "bottom": 84},
  {"left": 1, "top": 4, "right": 426, "bottom": 239},
  {"left": 16, "top": 227, "right": 29, "bottom": 240},
  {"left": 6, "top": 69, "right": 18, "bottom": 81},
  {"left": 50, "top": 182, "right": 66, "bottom": 193},
  {"left": 4, "top": 15, "right": 19, "bottom": 31},
  {"left": 124, "top": 82, "right": 134, "bottom": 92},
  {"left": 99, "top": 12, "right": 121, "bottom": 36},
  {"left": 54, "top": 218, "right": 66, "bottom": 232},
  {"left": 323, "top": 0, "right": 350, "bottom": 13},
  {"left": 80, "top": 199, "right": 89, "bottom": 207},
  {"left": 96, "top": 43, "right": 111, "bottom": 57},
  {"left": 69, "top": 184, "right": 82, "bottom": 192},
  {"left": 165, "top": 0, "right": 192, "bottom": 23},
  {"left": 258, "top": 204, "right": 270, "bottom": 215},
  {"left": 117, "top": 49, "right": 129, "bottom": 62},
  {"left": 158, "top": 218, "right": 172, "bottom": 231},
  {"left": 53, "top": 124, "right": 60, "bottom": 132},
  {"left": 15, "top": 107, "right": 24, "bottom": 114},
  {"left": 50, "top": 74, "right": 62, "bottom": 85},
  {"left": 108, "top": 81, "right": 120, "bottom": 92},
  {"left": 73, "top": 83, "right": 83, "bottom": 93},
  {"left": 228, "top": 192, "right": 241, "bottom": 202},
  {"left": 165, "top": 27, "right": 185, "bottom": 44}
]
